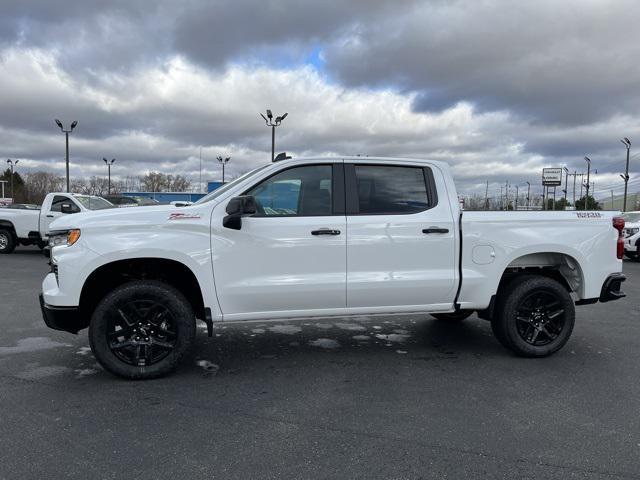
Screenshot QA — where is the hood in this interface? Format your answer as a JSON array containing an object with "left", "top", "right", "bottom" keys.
[
  {"left": 49, "top": 203, "right": 202, "bottom": 231},
  {"left": 625, "top": 221, "right": 640, "bottom": 229}
]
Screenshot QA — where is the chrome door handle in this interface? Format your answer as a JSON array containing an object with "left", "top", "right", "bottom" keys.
[
  {"left": 311, "top": 229, "right": 341, "bottom": 236},
  {"left": 422, "top": 227, "right": 449, "bottom": 234}
]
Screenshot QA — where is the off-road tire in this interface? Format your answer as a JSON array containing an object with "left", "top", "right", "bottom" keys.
[
  {"left": 89, "top": 281, "right": 196, "bottom": 379},
  {"left": 491, "top": 275, "right": 575, "bottom": 357}
]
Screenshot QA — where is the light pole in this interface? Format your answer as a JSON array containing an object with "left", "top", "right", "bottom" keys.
[
  {"left": 216, "top": 156, "right": 230, "bottom": 183},
  {"left": 55, "top": 119, "right": 78, "bottom": 192},
  {"left": 584, "top": 156, "right": 591, "bottom": 210},
  {"left": 562, "top": 167, "right": 569, "bottom": 205},
  {"left": 6, "top": 159, "right": 19, "bottom": 199},
  {"left": 526, "top": 181, "right": 531, "bottom": 210},
  {"left": 260, "top": 110, "right": 288, "bottom": 162},
  {"left": 621, "top": 137, "right": 631, "bottom": 212},
  {"left": 103, "top": 158, "right": 115, "bottom": 194}
]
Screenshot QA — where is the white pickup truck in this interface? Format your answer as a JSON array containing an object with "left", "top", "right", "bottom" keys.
[
  {"left": 0, "top": 192, "right": 113, "bottom": 254},
  {"left": 39, "top": 157, "right": 627, "bottom": 379},
  {"left": 623, "top": 211, "right": 640, "bottom": 262}
]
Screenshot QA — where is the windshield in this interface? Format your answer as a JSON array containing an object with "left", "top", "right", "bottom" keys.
[
  {"left": 74, "top": 196, "right": 115, "bottom": 210},
  {"left": 194, "top": 164, "right": 272, "bottom": 205},
  {"left": 622, "top": 212, "right": 640, "bottom": 223}
]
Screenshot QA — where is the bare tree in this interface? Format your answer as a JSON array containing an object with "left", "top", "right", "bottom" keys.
[
  {"left": 139, "top": 172, "right": 192, "bottom": 192},
  {"left": 22, "top": 172, "right": 64, "bottom": 204},
  {"left": 166, "top": 174, "right": 191, "bottom": 192},
  {"left": 140, "top": 172, "right": 167, "bottom": 192}
]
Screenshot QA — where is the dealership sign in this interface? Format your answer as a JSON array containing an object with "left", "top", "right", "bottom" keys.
[
  {"left": 0, "top": 198, "right": 13, "bottom": 206},
  {"left": 542, "top": 168, "right": 563, "bottom": 186}
]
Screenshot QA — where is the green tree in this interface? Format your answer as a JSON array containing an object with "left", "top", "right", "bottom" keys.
[
  {"left": 0, "top": 168, "right": 25, "bottom": 201},
  {"left": 574, "top": 195, "right": 601, "bottom": 210}
]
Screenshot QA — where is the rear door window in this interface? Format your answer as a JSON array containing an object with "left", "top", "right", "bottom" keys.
[{"left": 351, "top": 165, "right": 432, "bottom": 214}]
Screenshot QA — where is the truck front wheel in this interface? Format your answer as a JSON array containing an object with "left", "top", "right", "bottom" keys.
[
  {"left": 0, "top": 229, "right": 16, "bottom": 254},
  {"left": 89, "top": 281, "right": 196, "bottom": 379},
  {"left": 491, "top": 276, "right": 575, "bottom": 357}
]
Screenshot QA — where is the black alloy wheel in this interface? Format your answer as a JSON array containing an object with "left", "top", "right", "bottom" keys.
[
  {"left": 492, "top": 275, "right": 575, "bottom": 357},
  {"left": 514, "top": 290, "right": 566, "bottom": 346},
  {"left": 107, "top": 300, "right": 178, "bottom": 367},
  {"left": 89, "top": 281, "right": 196, "bottom": 379}
]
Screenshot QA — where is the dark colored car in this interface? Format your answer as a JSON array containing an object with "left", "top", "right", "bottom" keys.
[{"left": 103, "top": 195, "right": 161, "bottom": 207}]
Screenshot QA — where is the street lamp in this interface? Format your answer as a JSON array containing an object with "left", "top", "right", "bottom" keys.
[
  {"left": 260, "top": 110, "right": 288, "bottom": 162},
  {"left": 55, "top": 119, "right": 78, "bottom": 192},
  {"left": 621, "top": 137, "right": 631, "bottom": 212},
  {"left": 216, "top": 156, "right": 230, "bottom": 183},
  {"left": 6, "top": 159, "right": 19, "bottom": 199},
  {"left": 562, "top": 166, "right": 569, "bottom": 205},
  {"left": 103, "top": 158, "right": 115, "bottom": 194},
  {"left": 584, "top": 156, "right": 591, "bottom": 211},
  {"left": 526, "top": 181, "right": 531, "bottom": 210}
]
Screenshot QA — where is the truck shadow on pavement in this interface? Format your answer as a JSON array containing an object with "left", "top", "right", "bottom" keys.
[{"left": 183, "top": 315, "right": 505, "bottom": 377}]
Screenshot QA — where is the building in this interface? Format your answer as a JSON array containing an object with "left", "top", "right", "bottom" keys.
[
  {"left": 207, "top": 181, "right": 223, "bottom": 193},
  {"left": 121, "top": 192, "right": 206, "bottom": 203},
  {"left": 121, "top": 182, "right": 225, "bottom": 204},
  {"left": 597, "top": 192, "right": 640, "bottom": 211}
]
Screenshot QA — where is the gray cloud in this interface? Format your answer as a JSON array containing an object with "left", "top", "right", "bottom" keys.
[
  {"left": 0, "top": 0, "right": 638, "bottom": 200},
  {"left": 324, "top": 0, "right": 640, "bottom": 125}
]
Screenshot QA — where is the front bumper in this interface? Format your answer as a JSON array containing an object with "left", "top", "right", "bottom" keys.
[
  {"left": 39, "top": 294, "right": 86, "bottom": 334},
  {"left": 599, "top": 273, "right": 626, "bottom": 303}
]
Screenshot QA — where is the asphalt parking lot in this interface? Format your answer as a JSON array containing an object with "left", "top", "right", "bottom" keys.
[{"left": 1, "top": 248, "right": 639, "bottom": 479}]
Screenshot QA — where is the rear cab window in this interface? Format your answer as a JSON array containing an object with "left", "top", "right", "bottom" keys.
[{"left": 345, "top": 164, "right": 437, "bottom": 215}]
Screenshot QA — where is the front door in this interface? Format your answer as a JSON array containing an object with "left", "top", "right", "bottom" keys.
[
  {"left": 211, "top": 162, "right": 347, "bottom": 320},
  {"left": 41, "top": 195, "right": 80, "bottom": 234},
  {"left": 345, "top": 162, "right": 457, "bottom": 311}
]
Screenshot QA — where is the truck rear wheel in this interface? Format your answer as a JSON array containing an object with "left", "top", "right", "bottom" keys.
[
  {"left": 491, "top": 276, "right": 575, "bottom": 357},
  {"left": 0, "top": 229, "right": 16, "bottom": 254},
  {"left": 89, "top": 281, "right": 196, "bottom": 379}
]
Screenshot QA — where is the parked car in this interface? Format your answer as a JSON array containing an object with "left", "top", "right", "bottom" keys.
[
  {"left": 130, "top": 196, "right": 161, "bottom": 206},
  {"left": 102, "top": 195, "right": 139, "bottom": 207},
  {"left": 1, "top": 203, "right": 41, "bottom": 210},
  {"left": 622, "top": 211, "right": 640, "bottom": 261},
  {"left": 0, "top": 193, "right": 113, "bottom": 253},
  {"left": 40, "top": 156, "right": 626, "bottom": 379}
]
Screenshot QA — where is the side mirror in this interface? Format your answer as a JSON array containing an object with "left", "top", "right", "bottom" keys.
[
  {"left": 60, "top": 203, "right": 75, "bottom": 214},
  {"left": 223, "top": 195, "right": 257, "bottom": 230}
]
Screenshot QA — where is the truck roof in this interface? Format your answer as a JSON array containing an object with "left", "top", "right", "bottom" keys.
[{"left": 275, "top": 156, "right": 449, "bottom": 169}]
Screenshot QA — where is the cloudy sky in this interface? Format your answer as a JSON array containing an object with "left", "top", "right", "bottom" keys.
[{"left": 1, "top": 0, "right": 639, "bottom": 199}]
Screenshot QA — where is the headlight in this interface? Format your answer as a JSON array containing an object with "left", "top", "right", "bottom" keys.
[
  {"left": 48, "top": 229, "right": 81, "bottom": 247},
  {"left": 626, "top": 227, "right": 639, "bottom": 237}
]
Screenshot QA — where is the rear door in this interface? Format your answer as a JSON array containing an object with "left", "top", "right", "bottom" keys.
[
  {"left": 211, "top": 162, "right": 347, "bottom": 320},
  {"left": 345, "top": 161, "right": 457, "bottom": 311}
]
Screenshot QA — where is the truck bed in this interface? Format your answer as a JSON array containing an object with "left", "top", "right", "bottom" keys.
[{"left": 458, "top": 210, "right": 621, "bottom": 309}]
